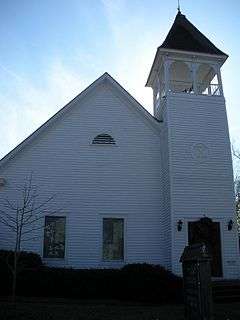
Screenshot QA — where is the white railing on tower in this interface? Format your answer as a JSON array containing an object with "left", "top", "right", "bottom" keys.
[{"left": 166, "top": 80, "right": 221, "bottom": 96}]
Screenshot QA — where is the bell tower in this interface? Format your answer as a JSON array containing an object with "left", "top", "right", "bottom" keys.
[{"left": 146, "top": 12, "right": 240, "bottom": 278}]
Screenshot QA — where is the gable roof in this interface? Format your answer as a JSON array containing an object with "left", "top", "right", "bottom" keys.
[
  {"left": 0, "top": 73, "right": 160, "bottom": 169},
  {"left": 160, "top": 11, "right": 227, "bottom": 56}
]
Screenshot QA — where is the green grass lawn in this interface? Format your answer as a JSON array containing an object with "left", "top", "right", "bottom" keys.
[{"left": 0, "top": 299, "right": 240, "bottom": 320}]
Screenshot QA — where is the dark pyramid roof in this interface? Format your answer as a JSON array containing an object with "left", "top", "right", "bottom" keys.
[{"left": 160, "top": 11, "right": 227, "bottom": 56}]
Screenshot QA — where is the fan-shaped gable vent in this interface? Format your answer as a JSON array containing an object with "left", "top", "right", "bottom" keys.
[{"left": 92, "top": 134, "right": 116, "bottom": 145}]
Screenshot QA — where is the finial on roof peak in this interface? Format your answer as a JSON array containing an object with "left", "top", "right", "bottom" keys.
[{"left": 177, "top": 0, "right": 181, "bottom": 13}]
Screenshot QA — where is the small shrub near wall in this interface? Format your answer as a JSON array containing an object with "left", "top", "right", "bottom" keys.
[
  {"left": 120, "top": 263, "right": 182, "bottom": 303},
  {"left": 0, "top": 250, "right": 43, "bottom": 269},
  {"left": 0, "top": 251, "right": 183, "bottom": 304}
]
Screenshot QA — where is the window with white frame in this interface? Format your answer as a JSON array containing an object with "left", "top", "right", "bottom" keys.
[
  {"left": 103, "top": 218, "right": 124, "bottom": 260},
  {"left": 43, "top": 216, "right": 66, "bottom": 258}
]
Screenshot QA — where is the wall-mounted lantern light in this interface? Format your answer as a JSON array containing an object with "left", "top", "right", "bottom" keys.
[
  {"left": 228, "top": 219, "right": 233, "bottom": 231},
  {"left": 177, "top": 220, "right": 183, "bottom": 231}
]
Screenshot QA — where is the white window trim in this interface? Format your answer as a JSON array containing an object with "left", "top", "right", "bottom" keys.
[
  {"left": 41, "top": 214, "right": 68, "bottom": 263},
  {"left": 99, "top": 214, "right": 127, "bottom": 265}
]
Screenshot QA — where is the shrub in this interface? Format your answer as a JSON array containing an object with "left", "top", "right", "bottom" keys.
[
  {"left": 120, "top": 263, "right": 183, "bottom": 303},
  {"left": 0, "top": 260, "right": 183, "bottom": 303},
  {"left": 18, "top": 267, "right": 121, "bottom": 299},
  {"left": 0, "top": 250, "right": 43, "bottom": 295},
  {"left": 0, "top": 250, "right": 42, "bottom": 270}
]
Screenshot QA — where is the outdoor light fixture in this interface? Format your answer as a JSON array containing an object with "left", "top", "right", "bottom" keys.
[
  {"left": 177, "top": 220, "right": 183, "bottom": 231},
  {"left": 228, "top": 219, "right": 233, "bottom": 231}
]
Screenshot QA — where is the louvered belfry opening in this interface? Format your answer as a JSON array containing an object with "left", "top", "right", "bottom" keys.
[{"left": 92, "top": 134, "right": 116, "bottom": 145}]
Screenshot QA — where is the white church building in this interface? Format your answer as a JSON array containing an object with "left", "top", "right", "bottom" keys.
[{"left": 0, "top": 11, "right": 239, "bottom": 279}]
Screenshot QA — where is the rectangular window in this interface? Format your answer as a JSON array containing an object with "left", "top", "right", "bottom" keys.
[
  {"left": 43, "top": 216, "right": 66, "bottom": 258},
  {"left": 103, "top": 218, "right": 124, "bottom": 260}
]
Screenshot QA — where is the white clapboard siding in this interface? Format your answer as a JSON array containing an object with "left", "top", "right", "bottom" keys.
[
  {"left": 159, "top": 99, "right": 172, "bottom": 270},
  {"left": 0, "top": 77, "right": 165, "bottom": 268},
  {"left": 165, "top": 93, "right": 240, "bottom": 278},
  {"left": 0, "top": 72, "right": 239, "bottom": 279}
]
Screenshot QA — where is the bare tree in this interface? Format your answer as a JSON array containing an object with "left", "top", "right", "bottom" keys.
[
  {"left": 0, "top": 173, "right": 58, "bottom": 302},
  {"left": 232, "top": 145, "right": 240, "bottom": 161},
  {"left": 232, "top": 144, "right": 240, "bottom": 231}
]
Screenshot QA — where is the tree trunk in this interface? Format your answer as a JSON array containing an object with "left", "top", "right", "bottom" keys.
[{"left": 12, "top": 250, "right": 17, "bottom": 303}]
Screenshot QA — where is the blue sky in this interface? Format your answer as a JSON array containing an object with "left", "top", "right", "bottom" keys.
[{"left": 0, "top": 0, "right": 239, "bottom": 160}]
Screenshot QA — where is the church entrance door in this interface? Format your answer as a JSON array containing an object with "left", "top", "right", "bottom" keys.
[{"left": 188, "top": 217, "right": 223, "bottom": 277}]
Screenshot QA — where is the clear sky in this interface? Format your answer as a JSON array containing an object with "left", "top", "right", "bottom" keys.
[{"left": 0, "top": 0, "right": 239, "bottom": 160}]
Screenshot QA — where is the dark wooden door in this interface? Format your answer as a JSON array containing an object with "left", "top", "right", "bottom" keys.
[{"left": 188, "top": 218, "right": 223, "bottom": 277}]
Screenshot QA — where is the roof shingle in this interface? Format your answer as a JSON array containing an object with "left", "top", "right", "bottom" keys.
[{"left": 160, "top": 11, "right": 227, "bottom": 56}]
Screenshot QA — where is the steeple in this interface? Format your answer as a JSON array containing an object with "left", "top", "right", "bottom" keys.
[
  {"left": 146, "top": 12, "right": 228, "bottom": 119},
  {"left": 159, "top": 11, "right": 227, "bottom": 56},
  {"left": 146, "top": 12, "right": 237, "bottom": 278}
]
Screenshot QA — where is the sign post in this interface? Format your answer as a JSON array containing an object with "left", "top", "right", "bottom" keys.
[{"left": 180, "top": 243, "right": 213, "bottom": 320}]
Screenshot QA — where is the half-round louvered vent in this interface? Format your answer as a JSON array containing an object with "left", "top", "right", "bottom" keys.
[{"left": 92, "top": 134, "right": 116, "bottom": 145}]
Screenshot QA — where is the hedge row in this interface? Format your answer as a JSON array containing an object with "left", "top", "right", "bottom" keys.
[{"left": 0, "top": 250, "right": 183, "bottom": 304}]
